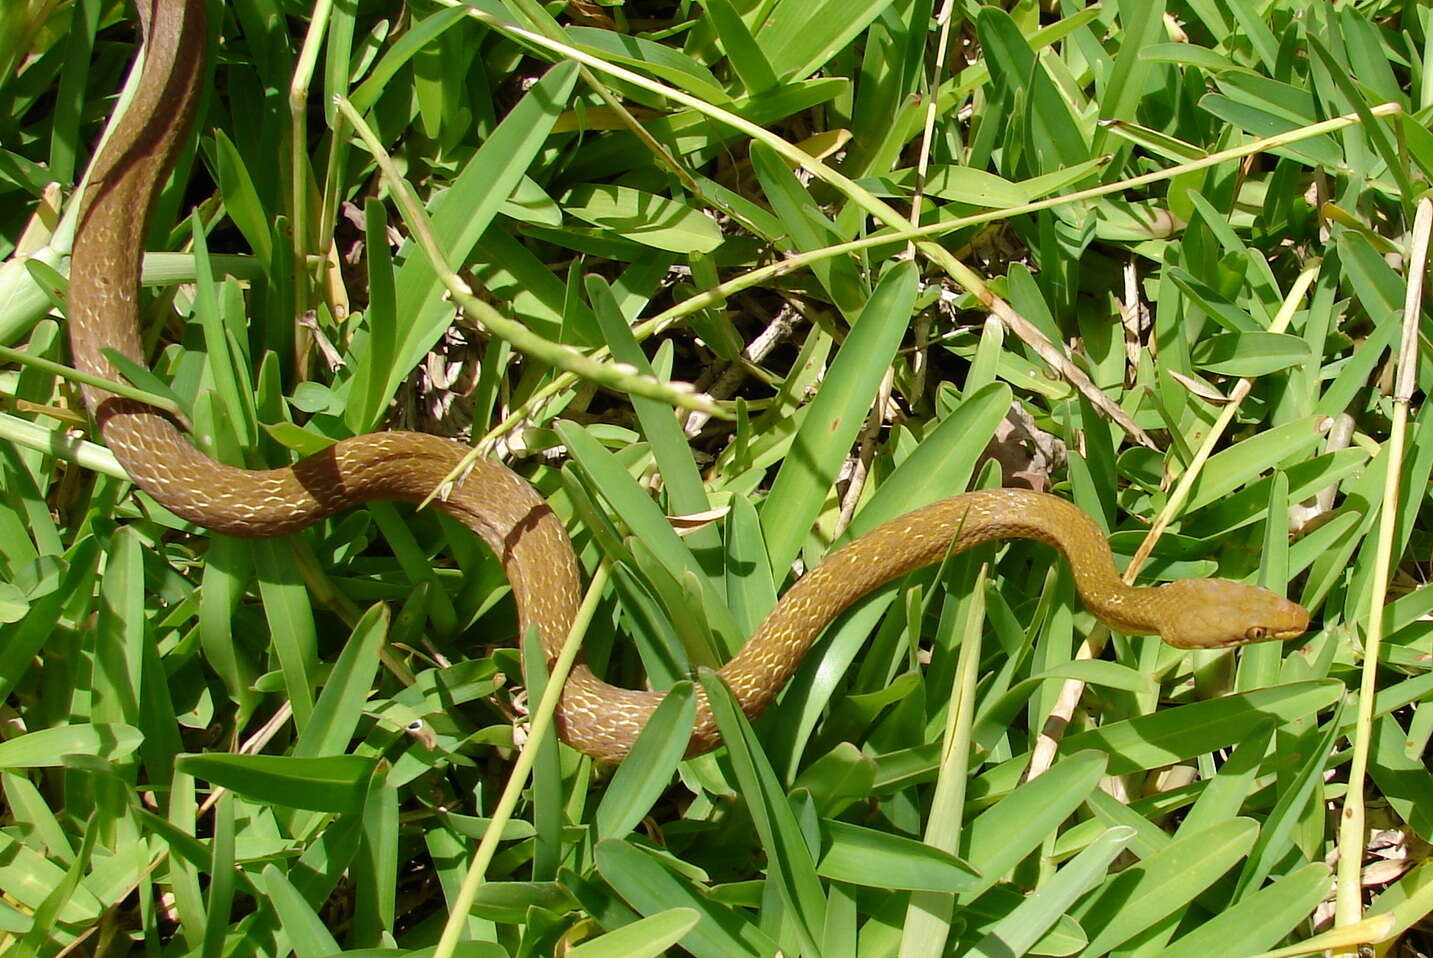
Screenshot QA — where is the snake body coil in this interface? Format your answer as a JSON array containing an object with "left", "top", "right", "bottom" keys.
[{"left": 66, "top": 0, "right": 1309, "bottom": 762}]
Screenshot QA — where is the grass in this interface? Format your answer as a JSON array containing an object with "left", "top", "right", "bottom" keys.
[{"left": 2, "top": 0, "right": 1432, "bottom": 956}]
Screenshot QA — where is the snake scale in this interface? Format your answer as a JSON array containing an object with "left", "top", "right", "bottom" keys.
[{"left": 65, "top": 0, "right": 1310, "bottom": 762}]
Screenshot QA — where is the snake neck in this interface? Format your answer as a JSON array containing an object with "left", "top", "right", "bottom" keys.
[
  {"left": 956, "top": 490, "right": 1160, "bottom": 637},
  {"left": 699, "top": 488, "right": 1160, "bottom": 749},
  {"left": 812, "top": 488, "right": 1162, "bottom": 636}
]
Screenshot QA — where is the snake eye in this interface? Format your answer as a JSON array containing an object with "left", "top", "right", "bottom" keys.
[{"left": 1245, "top": 626, "right": 1267, "bottom": 641}]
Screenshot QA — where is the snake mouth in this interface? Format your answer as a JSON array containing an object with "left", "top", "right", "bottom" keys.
[
  {"left": 1211, "top": 626, "right": 1305, "bottom": 649},
  {"left": 1274, "top": 619, "right": 1318, "bottom": 642}
]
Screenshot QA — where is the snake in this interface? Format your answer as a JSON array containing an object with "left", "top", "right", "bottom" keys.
[{"left": 64, "top": 0, "right": 1311, "bottom": 763}]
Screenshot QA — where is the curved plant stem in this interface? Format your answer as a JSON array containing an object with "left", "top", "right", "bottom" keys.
[
  {"left": 1331, "top": 196, "right": 1432, "bottom": 949},
  {"left": 432, "top": 561, "right": 611, "bottom": 958}
]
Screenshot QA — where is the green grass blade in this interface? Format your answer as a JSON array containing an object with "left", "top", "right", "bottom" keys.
[{"left": 760, "top": 261, "right": 917, "bottom": 574}]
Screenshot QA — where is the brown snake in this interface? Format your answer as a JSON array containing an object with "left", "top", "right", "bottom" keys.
[{"left": 66, "top": 0, "right": 1310, "bottom": 763}]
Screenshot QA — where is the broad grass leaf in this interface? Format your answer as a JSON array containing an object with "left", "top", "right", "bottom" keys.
[
  {"left": 0, "top": 829, "right": 104, "bottom": 923},
  {"left": 964, "top": 826, "right": 1134, "bottom": 958},
  {"left": 564, "top": 185, "right": 723, "bottom": 254},
  {"left": 258, "top": 864, "right": 338, "bottom": 958},
  {"left": 12, "top": 818, "right": 100, "bottom": 958},
  {"left": 252, "top": 537, "right": 318, "bottom": 729},
  {"left": 761, "top": 261, "right": 917, "bottom": 574},
  {"left": 568, "top": 27, "right": 729, "bottom": 104},
  {"left": 468, "top": 882, "right": 575, "bottom": 922},
  {"left": 564, "top": 907, "right": 702, "bottom": 958},
  {"left": 351, "top": 61, "right": 580, "bottom": 431},
  {"left": 587, "top": 276, "right": 718, "bottom": 560},
  {"left": 790, "top": 743, "right": 877, "bottom": 818},
  {"left": 177, "top": 754, "right": 377, "bottom": 814},
  {"left": 202, "top": 791, "right": 236, "bottom": 958},
  {"left": 212, "top": 130, "right": 272, "bottom": 264},
  {"left": 699, "top": 669, "right": 826, "bottom": 952},
  {"left": 845, "top": 381, "right": 1011, "bottom": 539},
  {"left": 749, "top": 140, "right": 866, "bottom": 315},
  {"left": 723, "top": 495, "right": 777, "bottom": 637},
  {"left": 1191, "top": 331, "right": 1313, "bottom": 376},
  {"left": 294, "top": 603, "right": 389, "bottom": 759},
  {"left": 1197, "top": 93, "right": 1342, "bottom": 167},
  {"left": 1369, "top": 714, "right": 1433, "bottom": 842},
  {"left": 875, "top": 166, "right": 1029, "bottom": 207},
  {"left": 593, "top": 839, "right": 776, "bottom": 958},
  {"left": 1159, "top": 863, "right": 1333, "bottom": 958},
  {"left": 817, "top": 819, "right": 979, "bottom": 892},
  {"left": 1057, "top": 681, "right": 1342, "bottom": 774},
  {"left": 958, "top": 750, "right": 1108, "bottom": 902},
  {"left": 595, "top": 682, "right": 695, "bottom": 840},
  {"left": 758, "top": 0, "right": 898, "bottom": 81},
  {"left": 1077, "top": 818, "right": 1259, "bottom": 955},
  {"left": 1183, "top": 417, "right": 1325, "bottom": 512},
  {"left": 0, "top": 723, "right": 142, "bottom": 769},
  {"left": 700, "top": 0, "right": 777, "bottom": 95}
]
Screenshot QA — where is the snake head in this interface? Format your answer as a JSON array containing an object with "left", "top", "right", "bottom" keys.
[{"left": 1155, "top": 579, "right": 1311, "bottom": 649}]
